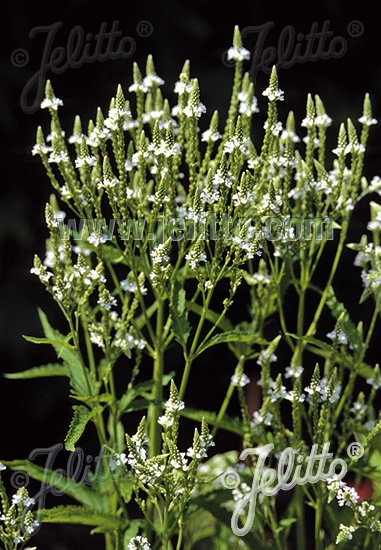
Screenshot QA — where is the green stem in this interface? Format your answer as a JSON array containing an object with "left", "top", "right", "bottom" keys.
[
  {"left": 315, "top": 494, "right": 323, "bottom": 550},
  {"left": 176, "top": 519, "right": 184, "bottom": 550},
  {"left": 306, "top": 218, "right": 349, "bottom": 338},
  {"left": 179, "top": 290, "right": 212, "bottom": 400},
  {"left": 334, "top": 305, "right": 379, "bottom": 422},
  {"left": 149, "top": 300, "right": 165, "bottom": 457},
  {"left": 212, "top": 382, "right": 235, "bottom": 438},
  {"left": 295, "top": 486, "right": 306, "bottom": 550}
]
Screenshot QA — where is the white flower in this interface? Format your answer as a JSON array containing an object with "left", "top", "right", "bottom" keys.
[
  {"left": 187, "top": 446, "right": 206, "bottom": 459},
  {"left": 0, "top": 463, "right": 5, "bottom": 471},
  {"left": 280, "top": 129, "right": 300, "bottom": 143},
  {"left": 326, "top": 329, "right": 347, "bottom": 345},
  {"left": 314, "top": 114, "right": 332, "bottom": 127},
  {"left": 12, "top": 494, "right": 22, "bottom": 505},
  {"left": 174, "top": 81, "right": 193, "bottom": 95},
  {"left": 369, "top": 175, "right": 381, "bottom": 193},
  {"left": 285, "top": 365, "right": 304, "bottom": 379},
  {"left": 185, "top": 248, "right": 207, "bottom": 269},
  {"left": 143, "top": 75, "right": 164, "bottom": 88},
  {"left": 120, "top": 278, "right": 147, "bottom": 294},
  {"left": 238, "top": 92, "right": 259, "bottom": 116},
  {"left": 201, "top": 129, "right": 221, "bottom": 143},
  {"left": 301, "top": 117, "right": 315, "bottom": 128},
  {"left": 151, "top": 243, "right": 170, "bottom": 265},
  {"left": 164, "top": 399, "right": 185, "bottom": 413},
  {"left": 337, "top": 485, "right": 359, "bottom": 507},
  {"left": 366, "top": 370, "right": 381, "bottom": 389},
  {"left": 183, "top": 101, "right": 206, "bottom": 118},
  {"left": 358, "top": 115, "right": 377, "bottom": 126},
  {"left": 262, "top": 87, "right": 284, "bottom": 102},
  {"left": 75, "top": 156, "right": 97, "bottom": 168},
  {"left": 337, "top": 524, "right": 356, "bottom": 541},
  {"left": 97, "top": 292, "right": 117, "bottom": 311},
  {"left": 48, "top": 151, "right": 69, "bottom": 164},
  {"left": 30, "top": 264, "right": 53, "bottom": 284},
  {"left": 258, "top": 349, "right": 277, "bottom": 366},
  {"left": 41, "top": 96, "right": 63, "bottom": 110},
  {"left": 127, "top": 535, "right": 151, "bottom": 550},
  {"left": 157, "top": 414, "right": 174, "bottom": 428},
  {"left": 224, "top": 136, "right": 248, "bottom": 154},
  {"left": 227, "top": 46, "right": 251, "bottom": 62},
  {"left": 170, "top": 453, "right": 189, "bottom": 471},
  {"left": 350, "top": 401, "right": 366, "bottom": 419},
  {"left": 285, "top": 390, "right": 306, "bottom": 403},
  {"left": 99, "top": 177, "right": 118, "bottom": 189},
  {"left": 231, "top": 373, "right": 250, "bottom": 387},
  {"left": 128, "top": 82, "right": 149, "bottom": 93},
  {"left": 251, "top": 411, "right": 273, "bottom": 427},
  {"left": 263, "top": 120, "right": 283, "bottom": 136},
  {"left": 32, "top": 143, "right": 52, "bottom": 156},
  {"left": 148, "top": 140, "right": 181, "bottom": 157},
  {"left": 114, "top": 453, "right": 127, "bottom": 467},
  {"left": 268, "top": 383, "right": 288, "bottom": 402},
  {"left": 303, "top": 135, "right": 320, "bottom": 149},
  {"left": 88, "top": 231, "right": 108, "bottom": 246}
]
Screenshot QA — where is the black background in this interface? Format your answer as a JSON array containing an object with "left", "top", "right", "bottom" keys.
[{"left": 1, "top": 1, "right": 380, "bottom": 548}]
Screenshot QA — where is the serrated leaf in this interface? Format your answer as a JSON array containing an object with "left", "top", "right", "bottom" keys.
[
  {"left": 170, "top": 283, "right": 190, "bottom": 346},
  {"left": 326, "top": 287, "right": 364, "bottom": 353},
  {"left": 38, "top": 309, "right": 96, "bottom": 397},
  {"left": 180, "top": 408, "right": 243, "bottom": 435},
  {"left": 65, "top": 405, "right": 103, "bottom": 451},
  {"left": 22, "top": 335, "right": 74, "bottom": 349},
  {"left": 188, "top": 490, "right": 272, "bottom": 549},
  {"left": 186, "top": 301, "right": 233, "bottom": 331},
  {"left": 123, "top": 520, "right": 143, "bottom": 546},
  {"left": 4, "top": 363, "right": 68, "bottom": 379},
  {"left": 196, "top": 330, "right": 265, "bottom": 357},
  {"left": 118, "top": 372, "right": 174, "bottom": 414},
  {"left": 1, "top": 459, "right": 106, "bottom": 510},
  {"left": 38, "top": 505, "right": 122, "bottom": 529}
]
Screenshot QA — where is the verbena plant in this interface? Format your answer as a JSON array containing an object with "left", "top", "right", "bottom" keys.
[{"left": 2, "top": 25, "right": 381, "bottom": 550}]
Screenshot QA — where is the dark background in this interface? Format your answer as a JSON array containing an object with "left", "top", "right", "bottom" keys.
[{"left": 1, "top": 1, "right": 380, "bottom": 548}]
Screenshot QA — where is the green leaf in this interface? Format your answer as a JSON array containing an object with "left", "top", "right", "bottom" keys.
[
  {"left": 186, "top": 301, "right": 233, "bottom": 331},
  {"left": 64, "top": 405, "right": 102, "bottom": 452},
  {"left": 1, "top": 459, "right": 106, "bottom": 510},
  {"left": 123, "top": 520, "right": 143, "bottom": 546},
  {"left": 189, "top": 490, "right": 272, "bottom": 549},
  {"left": 119, "top": 475, "right": 133, "bottom": 505},
  {"left": 180, "top": 408, "right": 243, "bottom": 435},
  {"left": 118, "top": 372, "right": 174, "bottom": 414},
  {"left": 38, "top": 309, "right": 96, "bottom": 397},
  {"left": 196, "top": 330, "right": 265, "bottom": 357},
  {"left": 170, "top": 283, "right": 190, "bottom": 346},
  {"left": 135, "top": 301, "right": 158, "bottom": 330},
  {"left": 4, "top": 363, "right": 68, "bottom": 379},
  {"left": 326, "top": 287, "right": 364, "bottom": 354},
  {"left": 38, "top": 505, "right": 122, "bottom": 529},
  {"left": 22, "top": 335, "right": 74, "bottom": 349}
]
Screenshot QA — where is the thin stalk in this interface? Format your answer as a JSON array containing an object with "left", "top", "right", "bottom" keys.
[
  {"left": 295, "top": 486, "right": 306, "bottom": 550},
  {"left": 179, "top": 290, "right": 213, "bottom": 399},
  {"left": 334, "top": 305, "right": 379, "bottom": 422},
  {"left": 306, "top": 219, "right": 349, "bottom": 338},
  {"left": 149, "top": 300, "right": 165, "bottom": 457},
  {"left": 212, "top": 381, "right": 235, "bottom": 438},
  {"left": 315, "top": 494, "right": 323, "bottom": 550}
]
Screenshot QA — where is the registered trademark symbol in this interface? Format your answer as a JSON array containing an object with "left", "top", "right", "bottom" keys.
[
  {"left": 136, "top": 20, "right": 153, "bottom": 38},
  {"left": 347, "top": 442, "right": 365, "bottom": 460},
  {"left": 347, "top": 20, "right": 364, "bottom": 38}
]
